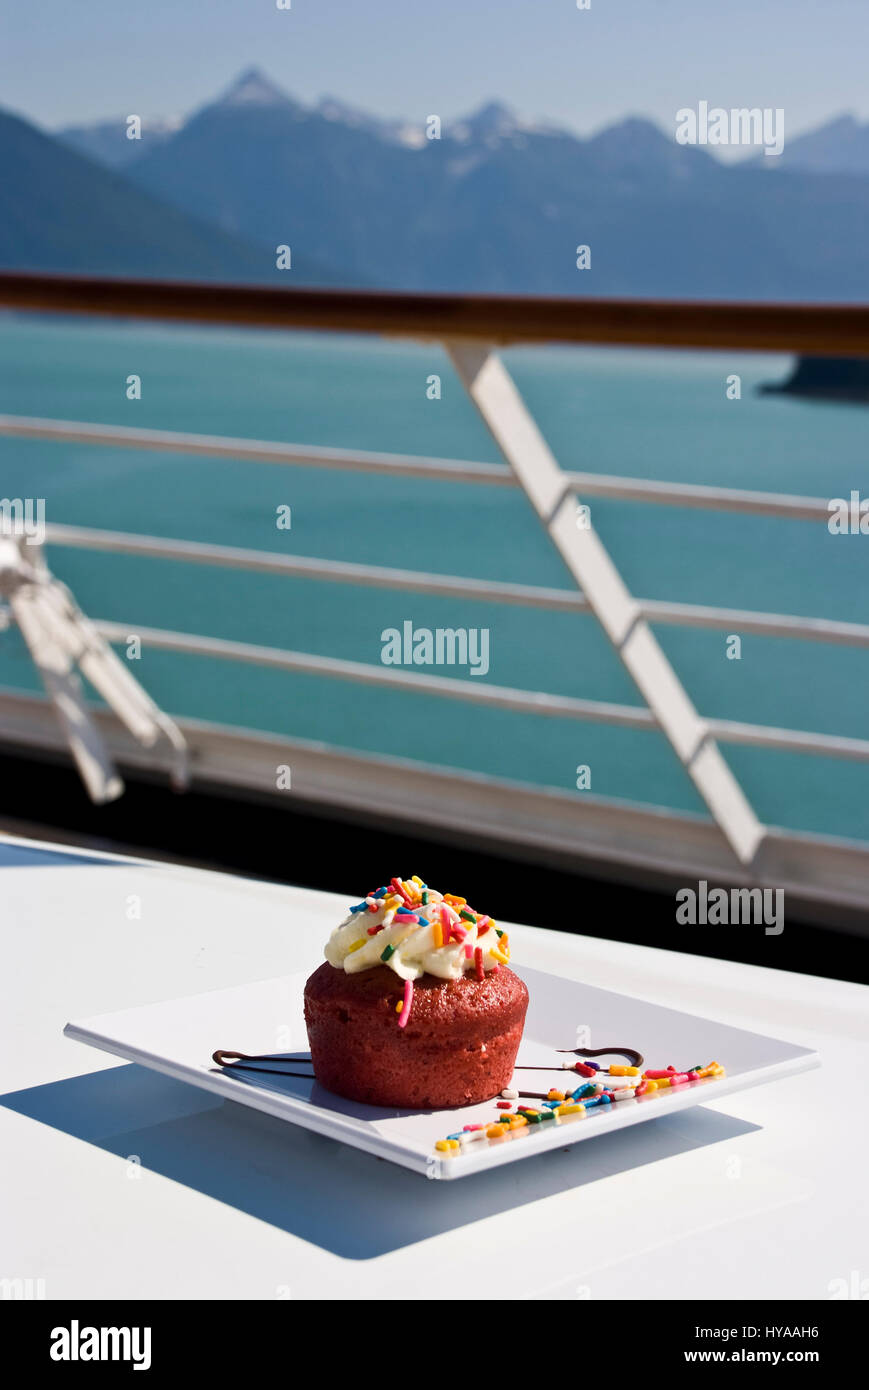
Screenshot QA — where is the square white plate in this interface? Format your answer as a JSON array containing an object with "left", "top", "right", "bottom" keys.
[{"left": 65, "top": 966, "right": 818, "bottom": 1179}]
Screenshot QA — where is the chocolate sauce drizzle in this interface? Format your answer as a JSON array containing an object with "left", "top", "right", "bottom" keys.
[
  {"left": 211, "top": 1043, "right": 645, "bottom": 1089},
  {"left": 514, "top": 1045, "right": 644, "bottom": 1074},
  {"left": 559, "top": 1046, "right": 645, "bottom": 1068},
  {"left": 512, "top": 1047, "right": 646, "bottom": 1100},
  {"left": 211, "top": 1049, "right": 315, "bottom": 1079}
]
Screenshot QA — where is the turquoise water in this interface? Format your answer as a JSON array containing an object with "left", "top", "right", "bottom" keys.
[{"left": 1, "top": 315, "right": 868, "bottom": 842}]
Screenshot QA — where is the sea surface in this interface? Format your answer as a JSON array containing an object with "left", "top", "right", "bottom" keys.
[{"left": 1, "top": 315, "right": 867, "bottom": 843}]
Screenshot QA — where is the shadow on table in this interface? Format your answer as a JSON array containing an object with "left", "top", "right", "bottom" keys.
[{"left": 1, "top": 1064, "right": 761, "bottom": 1259}]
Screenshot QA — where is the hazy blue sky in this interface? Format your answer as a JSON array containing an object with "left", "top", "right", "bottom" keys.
[{"left": 3, "top": 0, "right": 866, "bottom": 150}]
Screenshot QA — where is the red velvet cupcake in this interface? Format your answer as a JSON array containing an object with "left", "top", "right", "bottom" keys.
[{"left": 303, "top": 877, "right": 528, "bottom": 1109}]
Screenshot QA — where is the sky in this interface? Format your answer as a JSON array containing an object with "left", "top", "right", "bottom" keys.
[{"left": 2, "top": 0, "right": 867, "bottom": 154}]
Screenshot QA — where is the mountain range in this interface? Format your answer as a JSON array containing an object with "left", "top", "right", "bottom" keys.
[
  {"left": 755, "top": 113, "right": 869, "bottom": 177},
  {"left": 0, "top": 98, "right": 339, "bottom": 284},
  {"left": 4, "top": 67, "right": 869, "bottom": 299}
]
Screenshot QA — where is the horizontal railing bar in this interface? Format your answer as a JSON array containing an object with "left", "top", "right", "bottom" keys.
[
  {"left": 44, "top": 523, "right": 869, "bottom": 647},
  {"left": 2, "top": 272, "right": 869, "bottom": 353},
  {"left": 0, "top": 415, "right": 512, "bottom": 486},
  {"left": 707, "top": 719, "right": 869, "bottom": 765},
  {"left": 641, "top": 599, "right": 869, "bottom": 648},
  {"left": 91, "top": 619, "right": 869, "bottom": 761},
  {"left": 566, "top": 471, "right": 831, "bottom": 522},
  {"left": 92, "top": 620, "right": 655, "bottom": 728},
  {"left": 1, "top": 415, "right": 833, "bottom": 520},
  {"left": 43, "top": 524, "right": 592, "bottom": 611}
]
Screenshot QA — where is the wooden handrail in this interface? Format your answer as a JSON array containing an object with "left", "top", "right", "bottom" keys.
[{"left": 2, "top": 271, "right": 869, "bottom": 352}]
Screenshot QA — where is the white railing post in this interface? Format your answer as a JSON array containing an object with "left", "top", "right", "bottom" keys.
[{"left": 447, "top": 342, "right": 766, "bottom": 867}]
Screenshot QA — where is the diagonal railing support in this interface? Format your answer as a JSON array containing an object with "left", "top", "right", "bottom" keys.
[{"left": 447, "top": 343, "right": 766, "bottom": 867}]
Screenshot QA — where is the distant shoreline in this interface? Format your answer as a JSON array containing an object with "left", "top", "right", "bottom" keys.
[{"left": 760, "top": 355, "right": 869, "bottom": 403}]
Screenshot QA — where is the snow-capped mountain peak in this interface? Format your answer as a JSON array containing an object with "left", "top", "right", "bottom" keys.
[{"left": 215, "top": 67, "right": 296, "bottom": 109}]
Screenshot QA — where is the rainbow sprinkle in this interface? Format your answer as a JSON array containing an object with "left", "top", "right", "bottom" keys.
[
  {"left": 434, "top": 1059, "right": 726, "bottom": 1157},
  {"left": 397, "top": 979, "right": 414, "bottom": 1029}
]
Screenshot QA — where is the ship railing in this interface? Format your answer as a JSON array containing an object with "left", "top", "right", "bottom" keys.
[{"left": 1, "top": 272, "right": 869, "bottom": 919}]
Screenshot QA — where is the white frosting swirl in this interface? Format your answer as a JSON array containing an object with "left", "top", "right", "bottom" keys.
[{"left": 325, "top": 882, "right": 508, "bottom": 981}]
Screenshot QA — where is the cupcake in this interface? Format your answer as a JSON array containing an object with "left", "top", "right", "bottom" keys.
[{"left": 303, "top": 876, "right": 528, "bottom": 1109}]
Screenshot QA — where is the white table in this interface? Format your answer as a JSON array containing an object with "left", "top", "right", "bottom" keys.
[{"left": 2, "top": 832, "right": 865, "bottom": 1300}]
